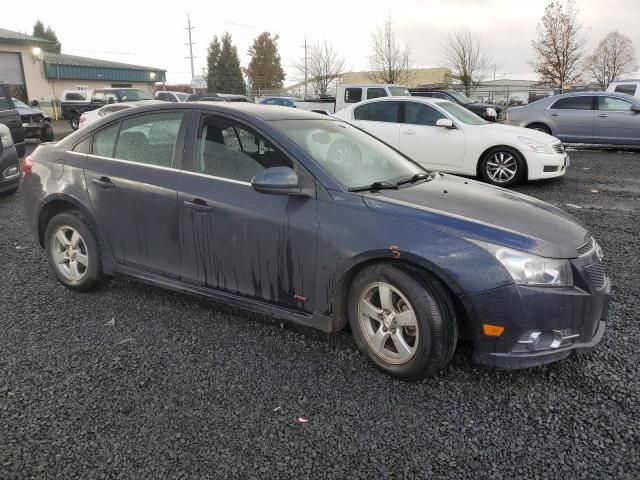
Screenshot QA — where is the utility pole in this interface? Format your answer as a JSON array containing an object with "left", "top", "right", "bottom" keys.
[
  {"left": 185, "top": 14, "right": 196, "bottom": 93},
  {"left": 303, "top": 37, "right": 308, "bottom": 99}
]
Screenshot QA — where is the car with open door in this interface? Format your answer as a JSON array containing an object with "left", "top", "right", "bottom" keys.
[{"left": 22, "top": 103, "right": 609, "bottom": 380}]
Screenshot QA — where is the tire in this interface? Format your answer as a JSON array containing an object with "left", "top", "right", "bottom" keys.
[
  {"left": 70, "top": 115, "right": 80, "bottom": 131},
  {"left": 479, "top": 147, "right": 526, "bottom": 188},
  {"left": 527, "top": 123, "right": 551, "bottom": 135},
  {"left": 44, "top": 211, "right": 104, "bottom": 291},
  {"left": 348, "top": 263, "right": 458, "bottom": 381},
  {"left": 41, "top": 122, "right": 54, "bottom": 142}
]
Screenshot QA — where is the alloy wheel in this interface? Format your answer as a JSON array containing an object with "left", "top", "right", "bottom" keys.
[
  {"left": 358, "top": 281, "right": 419, "bottom": 365},
  {"left": 51, "top": 225, "right": 89, "bottom": 282},
  {"left": 486, "top": 151, "right": 517, "bottom": 183}
]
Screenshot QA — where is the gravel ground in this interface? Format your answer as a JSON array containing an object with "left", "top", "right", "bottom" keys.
[{"left": 1, "top": 147, "right": 638, "bottom": 479}]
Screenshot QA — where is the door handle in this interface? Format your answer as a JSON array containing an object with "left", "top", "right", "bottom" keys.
[
  {"left": 550, "top": 113, "right": 559, "bottom": 116},
  {"left": 402, "top": 129, "right": 416, "bottom": 135},
  {"left": 184, "top": 199, "right": 212, "bottom": 213},
  {"left": 596, "top": 114, "right": 608, "bottom": 118},
  {"left": 92, "top": 176, "right": 115, "bottom": 189}
]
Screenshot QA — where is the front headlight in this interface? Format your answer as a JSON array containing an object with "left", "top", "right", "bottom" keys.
[
  {"left": 518, "top": 136, "right": 553, "bottom": 154},
  {"left": 0, "top": 124, "right": 13, "bottom": 148},
  {"left": 486, "top": 107, "right": 497, "bottom": 117},
  {"left": 471, "top": 240, "right": 573, "bottom": 287}
]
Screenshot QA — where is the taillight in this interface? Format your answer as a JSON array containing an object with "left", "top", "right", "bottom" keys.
[
  {"left": 79, "top": 115, "right": 87, "bottom": 126},
  {"left": 22, "top": 155, "right": 34, "bottom": 177}
]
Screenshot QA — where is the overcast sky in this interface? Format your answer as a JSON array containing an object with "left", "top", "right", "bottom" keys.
[{"left": 5, "top": 0, "right": 640, "bottom": 85}]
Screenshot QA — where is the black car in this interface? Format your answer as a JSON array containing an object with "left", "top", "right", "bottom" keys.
[
  {"left": 410, "top": 88, "right": 502, "bottom": 122},
  {"left": 0, "top": 123, "right": 20, "bottom": 196},
  {"left": 12, "top": 98, "right": 54, "bottom": 143},
  {"left": 0, "top": 83, "right": 26, "bottom": 157},
  {"left": 22, "top": 103, "right": 609, "bottom": 380}
]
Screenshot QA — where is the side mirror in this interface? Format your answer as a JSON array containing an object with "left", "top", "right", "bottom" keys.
[
  {"left": 251, "top": 166, "right": 307, "bottom": 196},
  {"left": 436, "top": 118, "right": 455, "bottom": 129},
  {"left": 631, "top": 105, "right": 640, "bottom": 113}
]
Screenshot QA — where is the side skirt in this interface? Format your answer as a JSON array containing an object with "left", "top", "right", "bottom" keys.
[{"left": 103, "top": 255, "right": 333, "bottom": 333}]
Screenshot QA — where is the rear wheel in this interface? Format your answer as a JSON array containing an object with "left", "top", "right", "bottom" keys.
[
  {"left": 41, "top": 122, "right": 54, "bottom": 142},
  {"left": 69, "top": 114, "right": 80, "bottom": 131},
  {"left": 479, "top": 147, "right": 526, "bottom": 187},
  {"left": 527, "top": 123, "right": 551, "bottom": 135},
  {"left": 348, "top": 264, "right": 458, "bottom": 381},
  {"left": 44, "top": 211, "right": 104, "bottom": 291}
]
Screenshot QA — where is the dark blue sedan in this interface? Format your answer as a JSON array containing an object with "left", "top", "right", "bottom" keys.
[{"left": 21, "top": 102, "right": 610, "bottom": 380}]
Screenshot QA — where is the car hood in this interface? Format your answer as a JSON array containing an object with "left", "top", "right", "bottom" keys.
[
  {"left": 362, "top": 174, "right": 588, "bottom": 258},
  {"left": 467, "top": 102, "right": 501, "bottom": 111},
  {"left": 479, "top": 122, "right": 558, "bottom": 143},
  {"left": 17, "top": 106, "right": 47, "bottom": 118}
]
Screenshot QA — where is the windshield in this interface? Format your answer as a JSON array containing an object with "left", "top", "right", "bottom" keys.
[
  {"left": 388, "top": 87, "right": 411, "bottom": 96},
  {"left": 277, "top": 119, "right": 425, "bottom": 189},
  {"left": 117, "top": 89, "right": 153, "bottom": 101},
  {"left": 448, "top": 91, "right": 473, "bottom": 104},
  {"left": 436, "top": 102, "right": 488, "bottom": 125},
  {"left": 12, "top": 98, "right": 30, "bottom": 109},
  {"left": 176, "top": 93, "right": 189, "bottom": 102}
]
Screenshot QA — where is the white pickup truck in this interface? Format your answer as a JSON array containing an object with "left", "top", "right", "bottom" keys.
[{"left": 296, "top": 84, "right": 410, "bottom": 114}]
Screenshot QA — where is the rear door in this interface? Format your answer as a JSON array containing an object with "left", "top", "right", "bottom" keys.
[
  {"left": 399, "top": 101, "right": 466, "bottom": 170},
  {"left": 84, "top": 110, "right": 188, "bottom": 277},
  {"left": 0, "top": 85, "right": 25, "bottom": 154},
  {"left": 594, "top": 96, "right": 640, "bottom": 144},
  {"left": 545, "top": 96, "right": 596, "bottom": 141},
  {"left": 351, "top": 101, "right": 401, "bottom": 147}
]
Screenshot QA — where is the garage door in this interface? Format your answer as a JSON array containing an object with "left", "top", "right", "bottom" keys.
[{"left": 0, "top": 52, "right": 25, "bottom": 85}]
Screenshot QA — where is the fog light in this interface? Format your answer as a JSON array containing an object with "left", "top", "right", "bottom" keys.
[
  {"left": 516, "top": 329, "right": 580, "bottom": 352},
  {"left": 3, "top": 165, "right": 19, "bottom": 179},
  {"left": 543, "top": 166, "right": 559, "bottom": 172}
]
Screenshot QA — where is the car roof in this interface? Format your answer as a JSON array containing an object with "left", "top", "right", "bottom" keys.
[{"left": 343, "top": 96, "right": 448, "bottom": 108}]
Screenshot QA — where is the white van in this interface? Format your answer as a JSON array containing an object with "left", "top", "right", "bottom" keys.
[
  {"left": 606, "top": 80, "right": 640, "bottom": 99},
  {"left": 296, "top": 84, "right": 410, "bottom": 114}
]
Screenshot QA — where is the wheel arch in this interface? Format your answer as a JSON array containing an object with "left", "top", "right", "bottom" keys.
[
  {"left": 329, "top": 254, "right": 472, "bottom": 339},
  {"left": 524, "top": 122, "right": 552, "bottom": 134},
  {"left": 37, "top": 195, "right": 100, "bottom": 248},
  {"left": 476, "top": 144, "right": 528, "bottom": 178}
]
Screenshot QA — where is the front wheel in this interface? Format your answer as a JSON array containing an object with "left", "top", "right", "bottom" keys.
[
  {"left": 44, "top": 211, "right": 104, "bottom": 291},
  {"left": 479, "top": 148, "right": 526, "bottom": 188},
  {"left": 348, "top": 264, "right": 458, "bottom": 381},
  {"left": 69, "top": 115, "right": 80, "bottom": 131},
  {"left": 41, "top": 122, "right": 54, "bottom": 142}
]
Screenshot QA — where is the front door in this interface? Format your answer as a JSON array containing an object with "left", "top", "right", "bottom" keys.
[
  {"left": 84, "top": 110, "right": 186, "bottom": 277},
  {"left": 178, "top": 112, "right": 318, "bottom": 313},
  {"left": 399, "top": 101, "right": 466, "bottom": 171},
  {"left": 545, "top": 95, "right": 596, "bottom": 141},
  {"left": 594, "top": 96, "right": 640, "bottom": 143}
]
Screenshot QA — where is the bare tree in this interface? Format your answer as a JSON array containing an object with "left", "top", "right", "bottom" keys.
[
  {"left": 530, "top": 0, "right": 587, "bottom": 92},
  {"left": 442, "top": 28, "right": 493, "bottom": 96},
  {"left": 293, "top": 41, "right": 347, "bottom": 97},
  {"left": 368, "top": 15, "right": 410, "bottom": 85},
  {"left": 586, "top": 31, "right": 637, "bottom": 90}
]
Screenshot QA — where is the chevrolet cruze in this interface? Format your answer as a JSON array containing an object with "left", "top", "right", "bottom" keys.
[{"left": 22, "top": 103, "right": 610, "bottom": 380}]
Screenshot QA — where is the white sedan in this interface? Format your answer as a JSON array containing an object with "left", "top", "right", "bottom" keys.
[
  {"left": 78, "top": 100, "right": 160, "bottom": 129},
  {"left": 333, "top": 97, "right": 568, "bottom": 187}
]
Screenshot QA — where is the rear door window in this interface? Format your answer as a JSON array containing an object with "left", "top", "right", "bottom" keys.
[
  {"left": 92, "top": 123, "right": 119, "bottom": 158},
  {"left": 366, "top": 88, "right": 387, "bottom": 100},
  {"left": 614, "top": 84, "right": 637, "bottom": 96},
  {"left": 354, "top": 101, "right": 400, "bottom": 123},
  {"left": 598, "top": 96, "right": 635, "bottom": 111},
  {"left": 550, "top": 96, "right": 595, "bottom": 110},
  {"left": 344, "top": 88, "right": 362, "bottom": 104}
]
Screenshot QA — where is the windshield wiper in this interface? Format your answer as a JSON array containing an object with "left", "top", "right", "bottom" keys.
[
  {"left": 348, "top": 181, "right": 399, "bottom": 192},
  {"left": 395, "top": 172, "right": 431, "bottom": 186}
]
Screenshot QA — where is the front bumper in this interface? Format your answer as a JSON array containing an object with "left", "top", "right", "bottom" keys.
[
  {"left": 526, "top": 150, "right": 568, "bottom": 180},
  {"left": 0, "top": 146, "right": 20, "bottom": 192},
  {"left": 462, "top": 253, "right": 610, "bottom": 370}
]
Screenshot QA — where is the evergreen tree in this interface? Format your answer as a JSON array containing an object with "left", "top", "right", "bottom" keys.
[
  {"left": 246, "top": 32, "right": 285, "bottom": 91},
  {"left": 32, "top": 20, "right": 61, "bottom": 53},
  {"left": 206, "top": 36, "right": 221, "bottom": 92},
  {"left": 217, "top": 33, "right": 246, "bottom": 94}
]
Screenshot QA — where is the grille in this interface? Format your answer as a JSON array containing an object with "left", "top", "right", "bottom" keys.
[
  {"left": 577, "top": 237, "right": 595, "bottom": 256},
  {"left": 585, "top": 262, "right": 606, "bottom": 290},
  {"left": 553, "top": 143, "right": 565, "bottom": 154}
]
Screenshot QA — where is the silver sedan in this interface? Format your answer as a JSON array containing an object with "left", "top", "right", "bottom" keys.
[{"left": 505, "top": 92, "right": 640, "bottom": 144}]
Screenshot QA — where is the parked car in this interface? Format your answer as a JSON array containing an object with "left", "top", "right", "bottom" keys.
[
  {"left": 12, "top": 98, "right": 54, "bottom": 142},
  {"left": 155, "top": 91, "right": 189, "bottom": 102},
  {"left": 60, "top": 88, "right": 153, "bottom": 131},
  {"left": 410, "top": 88, "right": 502, "bottom": 121},
  {"left": 259, "top": 97, "right": 296, "bottom": 107},
  {"left": 21, "top": 102, "right": 609, "bottom": 380},
  {"left": 0, "top": 83, "right": 25, "bottom": 157},
  {"left": 296, "top": 84, "right": 411, "bottom": 114},
  {"left": 606, "top": 79, "right": 640, "bottom": 99},
  {"left": 186, "top": 93, "right": 251, "bottom": 102},
  {"left": 505, "top": 91, "right": 640, "bottom": 144},
  {"left": 78, "top": 100, "right": 160, "bottom": 129},
  {"left": 0, "top": 122, "right": 20, "bottom": 196},
  {"left": 333, "top": 96, "right": 568, "bottom": 187}
]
